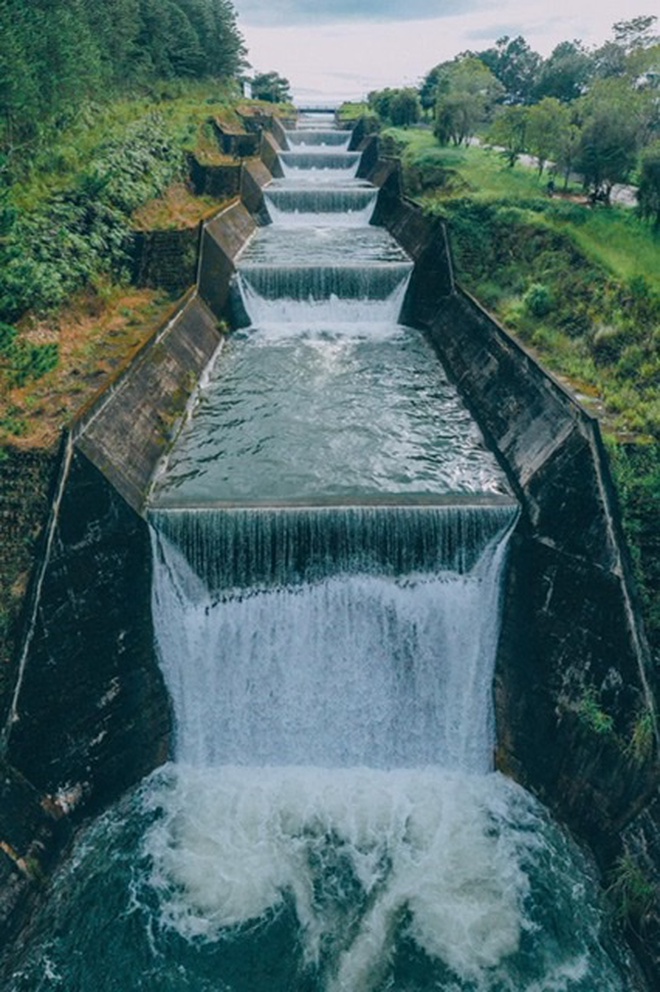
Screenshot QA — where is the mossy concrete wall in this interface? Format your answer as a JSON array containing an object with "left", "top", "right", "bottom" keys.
[
  {"left": 198, "top": 199, "right": 257, "bottom": 319},
  {"left": 132, "top": 227, "right": 200, "bottom": 295}
]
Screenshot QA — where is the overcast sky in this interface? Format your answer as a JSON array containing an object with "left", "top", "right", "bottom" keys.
[{"left": 232, "top": 0, "right": 655, "bottom": 103}]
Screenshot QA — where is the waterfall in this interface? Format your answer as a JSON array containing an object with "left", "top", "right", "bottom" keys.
[
  {"left": 280, "top": 150, "right": 360, "bottom": 178},
  {"left": 149, "top": 506, "right": 516, "bottom": 772},
  {"left": 263, "top": 187, "right": 377, "bottom": 226},
  {"left": 236, "top": 263, "right": 412, "bottom": 328},
  {"left": 284, "top": 129, "right": 351, "bottom": 148},
  {"left": 148, "top": 501, "right": 516, "bottom": 592}
]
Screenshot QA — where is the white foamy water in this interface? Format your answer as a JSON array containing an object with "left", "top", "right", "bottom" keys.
[
  {"left": 144, "top": 767, "right": 528, "bottom": 983},
  {"left": 137, "top": 763, "right": 629, "bottom": 992},
  {"left": 150, "top": 518, "right": 513, "bottom": 770},
  {"left": 236, "top": 268, "right": 412, "bottom": 328}
]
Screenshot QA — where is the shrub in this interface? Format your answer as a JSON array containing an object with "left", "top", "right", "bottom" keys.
[
  {"left": 0, "top": 116, "right": 184, "bottom": 322},
  {"left": 523, "top": 282, "right": 554, "bottom": 317}
]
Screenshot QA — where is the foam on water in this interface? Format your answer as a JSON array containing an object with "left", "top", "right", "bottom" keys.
[
  {"left": 135, "top": 764, "right": 629, "bottom": 992},
  {"left": 143, "top": 767, "right": 526, "bottom": 975},
  {"left": 264, "top": 194, "right": 377, "bottom": 227},
  {"left": 280, "top": 150, "right": 360, "bottom": 179},
  {"left": 284, "top": 129, "right": 351, "bottom": 148}
]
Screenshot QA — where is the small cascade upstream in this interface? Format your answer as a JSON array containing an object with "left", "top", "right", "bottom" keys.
[
  {"left": 280, "top": 150, "right": 361, "bottom": 177},
  {"left": 3, "top": 113, "right": 635, "bottom": 992}
]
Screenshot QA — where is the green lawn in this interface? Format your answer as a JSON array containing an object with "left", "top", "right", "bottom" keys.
[{"left": 384, "top": 128, "right": 660, "bottom": 294}]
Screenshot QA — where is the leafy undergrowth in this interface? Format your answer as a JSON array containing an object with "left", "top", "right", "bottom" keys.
[{"left": 0, "top": 87, "right": 282, "bottom": 450}]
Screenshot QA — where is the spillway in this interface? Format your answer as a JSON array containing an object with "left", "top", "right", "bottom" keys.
[{"left": 2, "top": 112, "right": 636, "bottom": 992}]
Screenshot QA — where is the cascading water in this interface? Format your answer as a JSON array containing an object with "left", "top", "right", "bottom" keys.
[{"left": 2, "top": 113, "right": 636, "bottom": 992}]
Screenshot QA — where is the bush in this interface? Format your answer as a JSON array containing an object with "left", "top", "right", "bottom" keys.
[
  {"left": 2, "top": 340, "right": 59, "bottom": 387},
  {"left": 0, "top": 116, "right": 184, "bottom": 321},
  {"left": 523, "top": 282, "right": 553, "bottom": 317}
]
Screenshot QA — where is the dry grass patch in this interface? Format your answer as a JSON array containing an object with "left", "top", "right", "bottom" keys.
[
  {"left": 132, "top": 183, "right": 228, "bottom": 231},
  {"left": 1, "top": 285, "right": 178, "bottom": 451}
]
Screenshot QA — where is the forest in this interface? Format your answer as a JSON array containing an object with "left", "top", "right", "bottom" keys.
[{"left": 0, "top": 0, "right": 246, "bottom": 160}]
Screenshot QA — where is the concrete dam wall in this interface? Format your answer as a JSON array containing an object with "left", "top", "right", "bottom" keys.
[{"left": 1, "top": 122, "right": 659, "bottom": 981}]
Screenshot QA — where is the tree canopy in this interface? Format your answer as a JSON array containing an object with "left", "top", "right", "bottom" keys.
[
  {"left": 0, "top": 0, "right": 246, "bottom": 161},
  {"left": 250, "top": 71, "right": 292, "bottom": 104}
]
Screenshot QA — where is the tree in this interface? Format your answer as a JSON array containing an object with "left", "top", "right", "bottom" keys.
[
  {"left": 433, "top": 58, "right": 503, "bottom": 146},
  {"left": 367, "top": 87, "right": 415, "bottom": 126},
  {"left": 475, "top": 35, "right": 541, "bottom": 104},
  {"left": 554, "top": 119, "right": 581, "bottom": 190},
  {"left": 389, "top": 89, "right": 421, "bottom": 127},
  {"left": 526, "top": 98, "right": 570, "bottom": 175},
  {"left": 612, "top": 15, "right": 658, "bottom": 52},
  {"left": 534, "top": 40, "right": 593, "bottom": 102},
  {"left": 419, "top": 63, "right": 447, "bottom": 114},
  {"left": 488, "top": 105, "right": 529, "bottom": 166},
  {"left": 593, "top": 17, "right": 659, "bottom": 83},
  {"left": 368, "top": 87, "right": 420, "bottom": 127},
  {"left": 251, "top": 71, "right": 291, "bottom": 104},
  {"left": 575, "top": 79, "right": 642, "bottom": 200},
  {"left": 637, "top": 141, "right": 660, "bottom": 226}
]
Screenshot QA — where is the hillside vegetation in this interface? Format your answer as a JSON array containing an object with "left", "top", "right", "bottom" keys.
[{"left": 379, "top": 126, "right": 660, "bottom": 656}]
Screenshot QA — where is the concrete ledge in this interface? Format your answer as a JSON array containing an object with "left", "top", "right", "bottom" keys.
[
  {"left": 198, "top": 199, "right": 256, "bottom": 318},
  {"left": 75, "top": 294, "right": 223, "bottom": 513},
  {"left": 260, "top": 131, "right": 284, "bottom": 177},
  {"left": 240, "top": 159, "right": 273, "bottom": 223}
]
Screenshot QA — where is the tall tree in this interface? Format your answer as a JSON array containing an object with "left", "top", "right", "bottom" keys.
[
  {"left": 433, "top": 58, "right": 503, "bottom": 146},
  {"left": 534, "top": 41, "right": 593, "bottom": 102},
  {"left": 637, "top": 141, "right": 660, "bottom": 226},
  {"left": 475, "top": 35, "right": 541, "bottom": 104},
  {"left": 488, "top": 105, "right": 529, "bottom": 166},
  {"left": 251, "top": 71, "right": 291, "bottom": 104},
  {"left": 526, "top": 98, "right": 570, "bottom": 175},
  {"left": 576, "top": 79, "right": 642, "bottom": 200}
]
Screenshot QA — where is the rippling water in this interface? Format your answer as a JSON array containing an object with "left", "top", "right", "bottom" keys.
[{"left": 151, "top": 329, "right": 508, "bottom": 506}]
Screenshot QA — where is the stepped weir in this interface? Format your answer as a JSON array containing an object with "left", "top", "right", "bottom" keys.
[{"left": 1, "top": 114, "right": 656, "bottom": 990}]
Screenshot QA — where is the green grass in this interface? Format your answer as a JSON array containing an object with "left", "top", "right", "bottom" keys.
[
  {"left": 568, "top": 210, "right": 660, "bottom": 293},
  {"left": 337, "top": 102, "right": 371, "bottom": 122},
  {"left": 385, "top": 128, "right": 660, "bottom": 294},
  {"left": 11, "top": 79, "right": 243, "bottom": 212}
]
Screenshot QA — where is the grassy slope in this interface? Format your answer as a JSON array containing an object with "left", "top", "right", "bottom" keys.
[{"left": 385, "top": 126, "right": 660, "bottom": 652}]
